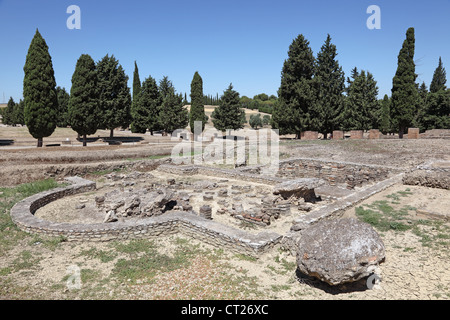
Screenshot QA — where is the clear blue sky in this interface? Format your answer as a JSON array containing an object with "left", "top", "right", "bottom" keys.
[{"left": 1, "top": 0, "right": 449, "bottom": 103}]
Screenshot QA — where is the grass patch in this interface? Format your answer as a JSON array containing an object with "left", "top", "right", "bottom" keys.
[
  {"left": 111, "top": 238, "right": 201, "bottom": 284},
  {"left": 355, "top": 189, "right": 450, "bottom": 250},
  {"left": 0, "top": 179, "right": 63, "bottom": 256}
]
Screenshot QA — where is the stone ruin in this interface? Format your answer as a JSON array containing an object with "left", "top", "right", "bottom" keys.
[{"left": 93, "top": 171, "right": 327, "bottom": 228}]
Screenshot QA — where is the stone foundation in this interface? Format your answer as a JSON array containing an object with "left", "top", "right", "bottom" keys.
[{"left": 350, "top": 130, "right": 364, "bottom": 139}]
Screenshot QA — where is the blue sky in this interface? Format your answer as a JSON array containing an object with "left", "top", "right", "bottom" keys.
[{"left": 1, "top": 0, "right": 449, "bottom": 103}]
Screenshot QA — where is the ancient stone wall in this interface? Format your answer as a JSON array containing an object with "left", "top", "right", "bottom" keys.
[
  {"left": 10, "top": 176, "right": 282, "bottom": 257},
  {"left": 277, "top": 158, "right": 398, "bottom": 189}
]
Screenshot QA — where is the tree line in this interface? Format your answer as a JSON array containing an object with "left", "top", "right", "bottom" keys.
[
  {"left": 271, "top": 28, "right": 449, "bottom": 139},
  {"left": 5, "top": 28, "right": 448, "bottom": 146}
]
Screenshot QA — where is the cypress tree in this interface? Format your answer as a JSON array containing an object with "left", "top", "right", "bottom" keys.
[
  {"left": 391, "top": 27, "right": 419, "bottom": 138},
  {"left": 132, "top": 61, "right": 141, "bottom": 101},
  {"left": 379, "top": 94, "right": 391, "bottom": 134},
  {"left": 272, "top": 34, "right": 316, "bottom": 137},
  {"left": 96, "top": 54, "right": 132, "bottom": 138},
  {"left": 211, "top": 83, "right": 245, "bottom": 133},
  {"left": 158, "top": 77, "right": 188, "bottom": 135},
  {"left": 68, "top": 54, "right": 100, "bottom": 147},
  {"left": 314, "top": 34, "right": 345, "bottom": 138},
  {"left": 189, "top": 72, "right": 208, "bottom": 133},
  {"left": 56, "top": 86, "right": 70, "bottom": 127},
  {"left": 131, "top": 76, "right": 161, "bottom": 134},
  {"left": 3, "top": 97, "right": 15, "bottom": 125},
  {"left": 424, "top": 58, "right": 449, "bottom": 129},
  {"left": 430, "top": 57, "right": 446, "bottom": 93},
  {"left": 342, "top": 70, "right": 379, "bottom": 130},
  {"left": 23, "top": 29, "right": 58, "bottom": 147}
]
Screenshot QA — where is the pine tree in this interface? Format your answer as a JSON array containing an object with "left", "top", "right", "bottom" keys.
[
  {"left": 158, "top": 76, "right": 188, "bottom": 135},
  {"left": 56, "top": 86, "right": 70, "bottom": 127},
  {"left": 131, "top": 76, "right": 161, "bottom": 134},
  {"left": 2, "top": 97, "right": 15, "bottom": 125},
  {"left": 68, "top": 54, "right": 100, "bottom": 147},
  {"left": 189, "top": 72, "right": 208, "bottom": 133},
  {"left": 314, "top": 34, "right": 345, "bottom": 138},
  {"left": 424, "top": 58, "right": 449, "bottom": 129},
  {"left": 23, "top": 29, "right": 58, "bottom": 147},
  {"left": 337, "top": 68, "right": 380, "bottom": 131},
  {"left": 212, "top": 83, "right": 245, "bottom": 133},
  {"left": 272, "top": 34, "right": 316, "bottom": 137},
  {"left": 391, "top": 27, "right": 419, "bottom": 138},
  {"left": 430, "top": 57, "right": 446, "bottom": 93},
  {"left": 416, "top": 82, "right": 429, "bottom": 131},
  {"left": 379, "top": 94, "right": 391, "bottom": 134},
  {"left": 96, "top": 54, "right": 132, "bottom": 138}
]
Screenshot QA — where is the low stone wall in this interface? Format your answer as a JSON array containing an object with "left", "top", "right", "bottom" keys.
[
  {"left": 10, "top": 176, "right": 282, "bottom": 257},
  {"left": 277, "top": 158, "right": 398, "bottom": 189},
  {"left": 402, "top": 162, "right": 450, "bottom": 190}
]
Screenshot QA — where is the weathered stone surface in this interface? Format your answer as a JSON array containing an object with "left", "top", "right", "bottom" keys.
[
  {"left": 296, "top": 218, "right": 385, "bottom": 285},
  {"left": 273, "top": 178, "right": 324, "bottom": 202}
]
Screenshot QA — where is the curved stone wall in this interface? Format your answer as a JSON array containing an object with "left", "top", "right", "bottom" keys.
[{"left": 9, "top": 176, "right": 281, "bottom": 257}]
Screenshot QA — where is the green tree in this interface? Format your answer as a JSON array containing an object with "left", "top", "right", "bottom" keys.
[
  {"left": 96, "top": 54, "right": 132, "bottom": 138},
  {"left": 13, "top": 99, "right": 25, "bottom": 126},
  {"left": 416, "top": 82, "right": 429, "bottom": 131},
  {"left": 212, "top": 83, "right": 245, "bottom": 133},
  {"left": 131, "top": 76, "right": 161, "bottom": 134},
  {"left": 314, "top": 34, "right": 346, "bottom": 138},
  {"left": 158, "top": 76, "right": 189, "bottom": 135},
  {"left": 379, "top": 94, "right": 391, "bottom": 134},
  {"left": 249, "top": 113, "right": 263, "bottom": 129},
  {"left": 262, "top": 114, "right": 271, "bottom": 126},
  {"left": 23, "top": 29, "right": 58, "bottom": 147},
  {"left": 68, "top": 54, "right": 100, "bottom": 147},
  {"left": 430, "top": 57, "right": 446, "bottom": 93},
  {"left": 341, "top": 69, "right": 379, "bottom": 131},
  {"left": 2, "top": 97, "right": 15, "bottom": 125},
  {"left": 189, "top": 71, "right": 208, "bottom": 132},
  {"left": 132, "top": 61, "right": 141, "bottom": 101},
  {"left": 55, "top": 86, "right": 70, "bottom": 127},
  {"left": 391, "top": 27, "right": 419, "bottom": 138},
  {"left": 272, "top": 34, "right": 316, "bottom": 137}
]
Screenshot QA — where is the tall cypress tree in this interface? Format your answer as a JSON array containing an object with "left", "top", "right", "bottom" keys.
[
  {"left": 379, "top": 94, "right": 391, "bottom": 134},
  {"left": 96, "top": 54, "right": 132, "bottom": 138},
  {"left": 272, "top": 34, "right": 316, "bottom": 137},
  {"left": 314, "top": 34, "right": 345, "bottom": 138},
  {"left": 189, "top": 72, "right": 208, "bottom": 133},
  {"left": 68, "top": 54, "right": 100, "bottom": 147},
  {"left": 211, "top": 83, "right": 245, "bottom": 133},
  {"left": 23, "top": 29, "right": 58, "bottom": 147},
  {"left": 391, "top": 27, "right": 418, "bottom": 138},
  {"left": 132, "top": 61, "right": 141, "bottom": 101}
]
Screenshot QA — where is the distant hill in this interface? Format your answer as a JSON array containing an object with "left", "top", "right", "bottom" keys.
[{"left": 0, "top": 103, "right": 6, "bottom": 109}]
